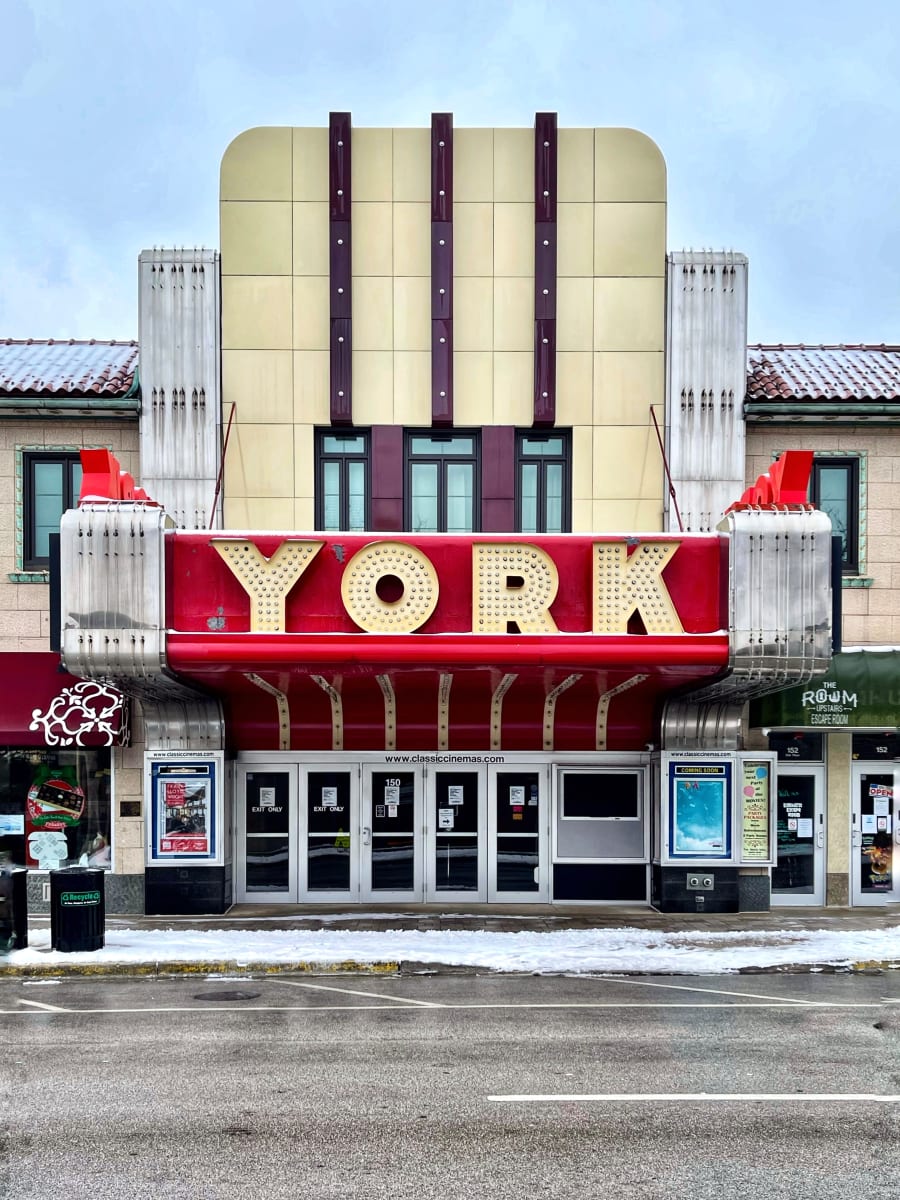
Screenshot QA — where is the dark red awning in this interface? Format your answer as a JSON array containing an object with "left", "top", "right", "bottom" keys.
[{"left": 0, "top": 653, "right": 127, "bottom": 748}]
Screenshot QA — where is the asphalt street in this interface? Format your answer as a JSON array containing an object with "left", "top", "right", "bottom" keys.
[{"left": 2, "top": 972, "right": 899, "bottom": 1199}]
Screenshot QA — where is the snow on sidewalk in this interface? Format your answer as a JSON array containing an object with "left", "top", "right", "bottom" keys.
[{"left": 6, "top": 923, "right": 900, "bottom": 974}]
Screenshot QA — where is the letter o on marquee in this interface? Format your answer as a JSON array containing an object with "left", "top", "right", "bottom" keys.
[{"left": 341, "top": 541, "right": 439, "bottom": 632}]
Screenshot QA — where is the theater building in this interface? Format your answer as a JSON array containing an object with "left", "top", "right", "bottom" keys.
[{"left": 49, "top": 116, "right": 840, "bottom": 915}]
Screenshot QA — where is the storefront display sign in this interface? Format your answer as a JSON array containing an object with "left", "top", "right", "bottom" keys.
[{"left": 740, "top": 761, "right": 772, "bottom": 862}]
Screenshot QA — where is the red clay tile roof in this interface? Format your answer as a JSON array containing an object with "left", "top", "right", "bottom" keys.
[
  {"left": 747, "top": 345, "right": 900, "bottom": 402},
  {"left": 0, "top": 339, "right": 138, "bottom": 397}
]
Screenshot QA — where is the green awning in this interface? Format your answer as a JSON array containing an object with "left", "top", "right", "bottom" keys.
[{"left": 751, "top": 650, "right": 900, "bottom": 729}]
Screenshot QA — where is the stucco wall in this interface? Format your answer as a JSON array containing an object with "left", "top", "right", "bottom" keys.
[{"left": 219, "top": 123, "right": 667, "bottom": 533}]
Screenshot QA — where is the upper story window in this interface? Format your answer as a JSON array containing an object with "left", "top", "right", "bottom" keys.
[
  {"left": 316, "top": 431, "right": 369, "bottom": 531},
  {"left": 516, "top": 431, "right": 571, "bottom": 533},
  {"left": 23, "top": 452, "right": 82, "bottom": 570},
  {"left": 810, "top": 456, "right": 859, "bottom": 574},
  {"left": 406, "top": 433, "right": 479, "bottom": 533}
]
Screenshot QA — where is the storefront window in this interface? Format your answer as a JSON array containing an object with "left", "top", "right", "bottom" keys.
[{"left": 0, "top": 747, "right": 111, "bottom": 870}]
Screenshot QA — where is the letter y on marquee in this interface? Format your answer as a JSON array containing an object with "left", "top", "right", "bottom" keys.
[{"left": 212, "top": 540, "right": 324, "bottom": 632}]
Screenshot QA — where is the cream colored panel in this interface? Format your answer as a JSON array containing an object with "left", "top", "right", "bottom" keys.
[
  {"left": 293, "top": 350, "right": 330, "bottom": 424},
  {"left": 594, "top": 352, "right": 664, "bottom": 425},
  {"left": 394, "top": 277, "right": 431, "bottom": 351},
  {"left": 292, "top": 127, "right": 329, "bottom": 201},
  {"left": 394, "top": 352, "right": 431, "bottom": 424},
  {"left": 292, "top": 277, "right": 330, "bottom": 350},
  {"left": 352, "top": 128, "right": 393, "bottom": 200},
  {"left": 494, "top": 278, "right": 533, "bottom": 352},
  {"left": 572, "top": 425, "right": 593, "bottom": 499},
  {"left": 493, "top": 353, "right": 533, "bottom": 425},
  {"left": 352, "top": 203, "right": 393, "bottom": 275},
  {"left": 556, "top": 353, "right": 593, "bottom": 426},
  {"left": 221, "top": 127, "right": 291, "bottom": 201},
  {"left": 292, "top": 203, "right": 329, "bottom": 275},
  {"left": 594, "top": 278, "right": 665, "bottom": 352},
  {"left": 454, "top": 352, "right": 493, "bottom": 424},
  {"left": 494, "top": 203, "right": 534, "bottom": 276},
  {"left": 223, "top": 350, "right": 292, "bottom": 423},
  {"left": 454, "top": 203, "right": 493, "bottom": 275},
  {"left": 394, "top": 203, "right": 430, "bottom": 275},
  {"left": 557, "top": 278, "right": 593, "bottom": 351},
  {"left": 294, "top": 423, "right": 315, "bottom": 499},
  {"left": 592, "top": 498, "right": 664, "bottom": 533},
  {"left": 592, "top": 425, "right": 660, "bottom": 500},
  {"left": 558, "top": 203, "right": 593, "bottom": 276},
  {"left": 594, "top": 129, "right": 666, "bottom": 202},
  {"left": 294, "top": 498, "right": 315, "bottom": 530},
  {"left": 494, "top": 128, "right": 533, "bottom": 201},
  {"left": 221, "top": 202, "right": 292, "bottom": 275},
  {"left": 594, "top": 203, "right": 666, "bottom": 277},
  {"left": 351, "top": 351, "right": 394, "bottom": 422},
  {"left": 223, "top": 277, "right": 293, "bottom": 350},
  {"left": 455, "top": 278, "right": 493, "bottom": 351},
  {"left": 572, "top": 498, "right": 593, "bottom": 533},
  {"left": 393, "top": 128, "right": 430, "bottom": 201},
  {"left": 558, "top": 128, "right": 594, "bottom": 202},
  {"left": 352, "top": 277, "right": 393, "bottom": 350},
  {"left": 228, "top": 422, "right": 295, "bottom": 499},
  {"left": 455, "top": 129, "right": 493, "bottom": 201},
  {"left": 224, "top": 496, "right": 296, "bottom": 530}
]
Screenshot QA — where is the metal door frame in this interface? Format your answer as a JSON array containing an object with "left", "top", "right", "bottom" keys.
[
  {"left": 424, "top": 764, "right": 487, "bottom": 902},
  {"left": 359, "top": 764, "right": 425, "bottom": 902},
  {"left": 297, "top": 762, "right": 361, "bottom": 902},
  {"left": 487, "top": 764, "right": 551, "bottom": 902},
  {"left": 771, "top": 763, "right": 826, "bottom": 907},
  {"left": 851, "top": 763, "right": 900, "bottom": 906},
  {"left": 234, "top": 762, "right": 299, "bottom": 903}
]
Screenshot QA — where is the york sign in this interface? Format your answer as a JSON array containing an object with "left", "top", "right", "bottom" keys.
[{"left": 194, "top": 536, "right": 711, "bottom": 636}]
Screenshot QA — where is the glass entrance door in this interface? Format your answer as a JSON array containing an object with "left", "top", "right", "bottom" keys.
[
  {"left": 851, "top": 765, "right": 900, "bottom": 905},
  {"left": 235, "top": 765, "right": 298, "bottom": 902},
  {"left": 772, "top": 765, "right": 825, "bottom": 906},
  {"left": 299, "top": 767, "right": 359, "bottom": 901},
  {"left": 360, "top": 767, "right": 422, "bottom": 900},
  {"left": 488, "top": 767, "right": 548, "bottom": 901},
  {"left": 425, "top": 768, "right": 486, "bottom": 900}
]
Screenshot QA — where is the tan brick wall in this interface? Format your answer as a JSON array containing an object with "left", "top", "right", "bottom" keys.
[
  {"left": 0, "top": 420, "right": 139, "bottom": 651},
  {"left": 746, "top": 425, "right": 900, "bottom": 646}
]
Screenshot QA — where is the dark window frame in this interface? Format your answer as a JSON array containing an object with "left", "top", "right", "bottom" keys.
[
  {"left": 314, "top": 429, "right": 371, "bottom": 532},
  {"left": 23, "top": 451, "right": 82, "bottom": 571},
  {"left": 515, "top": 429, "right": 572, "bottom": 533},
  {"left": 810, "top": 456, "right": 860, "bottom": 574},
  {"left": 404, "top": 430, "right": 481, "bottom": 533}
]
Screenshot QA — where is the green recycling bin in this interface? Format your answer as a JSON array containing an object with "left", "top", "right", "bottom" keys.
[{"left": 50, "top": 867, "right": 105, "bottom": 953}]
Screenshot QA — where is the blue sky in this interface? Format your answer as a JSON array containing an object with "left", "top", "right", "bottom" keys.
[{"left": 2, "top": 0, "right": 898, "bottom": 344}]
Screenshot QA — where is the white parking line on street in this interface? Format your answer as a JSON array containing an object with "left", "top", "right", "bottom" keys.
[
  {"left": 593, "top": 975, "right": 822, "bottom": 1005},
  {"left": 0, "top": 1000, "right": 886, "bottom": 1017},
  {"left": 488, "top": 1092, "right": 900, "bottom": 1103},
  {"left": 15, "top": 998, "right": 70, "bottom": 1012},
  {"left": 272, "top": 979, "right": 445, "bottom": 1006}
]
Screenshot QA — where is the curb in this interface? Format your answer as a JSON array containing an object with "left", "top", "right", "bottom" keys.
[
  {"left": 1, "top": 958, "right": 898, "bottom": 979},
  {"left": 0, "top": 959, "right": 401, "bottom": 979}
]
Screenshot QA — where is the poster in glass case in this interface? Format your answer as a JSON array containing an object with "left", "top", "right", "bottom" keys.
[
  {"left": 668, "top": 761, "right": 731, "bottom": 859},
  {"left": 149, "top": 761, "right": 217, "bottom": 861}
]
